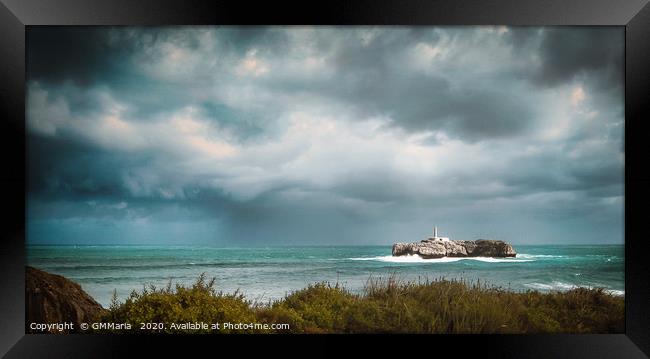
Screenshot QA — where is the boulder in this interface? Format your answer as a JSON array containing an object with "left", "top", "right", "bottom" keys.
[{"left": 26, "top": 266, "right": 104, "bottom": 333}]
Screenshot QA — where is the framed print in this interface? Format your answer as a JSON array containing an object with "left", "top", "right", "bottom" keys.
[{"left": 1, "top": 0, "right": 649, "bottom": 357}]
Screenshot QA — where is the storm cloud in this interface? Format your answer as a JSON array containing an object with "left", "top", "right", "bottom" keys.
[{"left": 26, "top": 26, "right": 624, "bottom": 245}]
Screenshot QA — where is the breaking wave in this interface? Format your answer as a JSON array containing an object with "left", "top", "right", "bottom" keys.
[
  {"left": 516, "top": 254, "right": 565, "bottom": 259},
  {"left": 524, "top": 281, "right": 625, "bottom": 296},
  {"left": 348, "top": 255, "right": 533, "bottom": 263}
]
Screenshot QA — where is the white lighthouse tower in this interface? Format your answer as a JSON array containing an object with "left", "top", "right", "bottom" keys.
[{"left": 430, "top": 226, "right": 450, "bottom": 241}]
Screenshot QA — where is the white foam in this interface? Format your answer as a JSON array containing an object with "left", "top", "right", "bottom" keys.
[
  {"left": 349, "top": 255, "right": 533, "bottom": 263},
  {"left": 516, "top": 254, "right": 564, "bottom": 259},
  {"left": 525, "top": 282, "right": 625, "bottom": 296},
  {"left": 525, "top": 281, "right": 577, "bottom": 291},
  {"left": 470, "top": 257, "right": 534, "bottom": 263}
]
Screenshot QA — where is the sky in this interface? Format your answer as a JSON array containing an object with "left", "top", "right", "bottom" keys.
[{"left": 26, "top": 26, "right": 624, "bottom": 246}]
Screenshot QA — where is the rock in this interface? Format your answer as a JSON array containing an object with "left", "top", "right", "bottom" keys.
[
  {"left": 417, "top": 242, "right": 447, "bottom": 259},
  {"left": 392, "top": 242, "right": 414, "bottom": 256},
  {"left": 442, "top": 241, "right": 468, "bottom": 257},
  {"left": 392, "top": 239, "right": 516, "bottom": 259},
  {"left": 461, "top": 240, "right": 478, "bottom": 256},
  {"left": 473, "top": 239, "right": 517, "bottom": 257},
  {"left": 26, "top": 266, "right": 104, "bottom": 333}
]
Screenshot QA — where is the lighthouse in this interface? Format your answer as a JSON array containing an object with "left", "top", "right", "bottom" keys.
[{"left": 430, "top": 226, "right": 450, "bottom": 241}]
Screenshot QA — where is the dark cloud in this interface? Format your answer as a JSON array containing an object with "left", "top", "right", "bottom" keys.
[
  {"left": 27, "top": 27, "right": 126, "bottom": 86},
  {"left": 440, "top": 87, "right": 535, "bottom": 140},
  {"left": 506, "top": 26, "right": 543, "bottom": 51},
  {"left": 26, "top": 26, "right": 624, "bottom": 245},
  {"left": 27, "top": 134, "right": 129, "bottom": 199},
  {"left": 533, "top": 27, "right": 624, "bottom": 89}
]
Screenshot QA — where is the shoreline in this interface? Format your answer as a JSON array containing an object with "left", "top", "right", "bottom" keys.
[
  {"left": 26, "top": 266, "right": 625, "bottom": 334},
  {"left": 27, "top": 244, "right": 625, "bottom": 308},
  {"left": 33, "top": 269, "right": 627, "bottom": 309}
]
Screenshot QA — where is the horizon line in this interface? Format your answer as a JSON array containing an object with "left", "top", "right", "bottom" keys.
[{"left": 25, "top": 243, "right": 625, "bottom": 248}]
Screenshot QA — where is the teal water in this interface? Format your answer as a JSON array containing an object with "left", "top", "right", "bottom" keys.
[{"left": 26, "top": 245, "right": 624, "bottom": 308}]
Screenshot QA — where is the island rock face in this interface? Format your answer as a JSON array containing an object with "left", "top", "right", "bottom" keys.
[
  {"left": 392, "top": 239, "right": 516, "bottom": 259},
  {"left": 26, "top": 266, "right": 104, "bottom": 333}
]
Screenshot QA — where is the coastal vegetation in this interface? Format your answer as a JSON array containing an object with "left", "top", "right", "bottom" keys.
[{"left": 95, "top": 273, "right": 624, "bottom": 334}]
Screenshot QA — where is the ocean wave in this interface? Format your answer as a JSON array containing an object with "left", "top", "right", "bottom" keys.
[
  {"left": 524, "top": 281, "right": 576, "bottom": 291},
  {"left": 516, "top": 254, "right": 565, "bottom": 259},
  {"left": 39, "top": 262, "right": 239, "bottom": 271},
  {"left": 348, "top": 255, "right": 533, "bottom": 263},
  {"left": 524, "top": 281, "right": 625, "bottom": 296}
]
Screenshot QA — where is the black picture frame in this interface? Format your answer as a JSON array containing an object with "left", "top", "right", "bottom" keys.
[{"left": 1, "top": 0, "right": 649, "bottom": 357}]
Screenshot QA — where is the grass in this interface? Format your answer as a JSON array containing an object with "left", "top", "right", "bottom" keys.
[{"left": 96, "top": 274, "right": 624, "bottom": 334}]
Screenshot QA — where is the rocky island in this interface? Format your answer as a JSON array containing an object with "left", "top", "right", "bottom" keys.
[{"left": 392, "top": 226, "right": 516, "bottom": 259}]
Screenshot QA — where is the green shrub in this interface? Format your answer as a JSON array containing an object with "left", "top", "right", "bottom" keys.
[
  {"left": 97, "top": 274, "right": 624, "bottom": 334},
  {"left": 272, "top": 283, "right": 356, "bottom": 333},
  {"left": 101, "top": 274, "right": 257, "bottom": 333}
]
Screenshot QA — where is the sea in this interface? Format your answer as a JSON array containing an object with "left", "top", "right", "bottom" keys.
[{"left": 26, "top": 244, "right": 625, "bottom": 308}]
